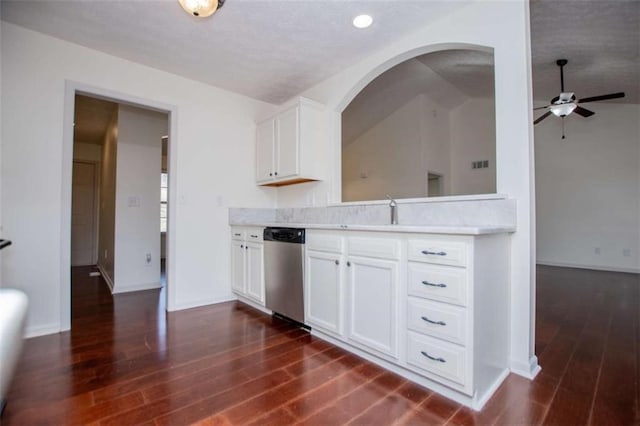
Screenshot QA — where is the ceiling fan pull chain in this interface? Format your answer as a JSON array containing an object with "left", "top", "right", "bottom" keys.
[{"left": 561, "top": 118, "right": 566, "bottom": 139}]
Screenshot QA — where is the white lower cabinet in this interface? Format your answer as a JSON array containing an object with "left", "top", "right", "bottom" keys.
[
  {"left": 230, "top": 227, "right": 265, "bottom": 306},
  {"left": 347, "top": 256, "right": 398, "bottom": 358},
  {"left": 231, "top": 239, "right": 246, "bottom": 294},
  {"left": 304, "top": 229, "right": 510, "bottom": 410},
  {"left": 245, "top": 242, "right": 264, "bottom": 303},
  {"left": 305, "top": 249, "right": 343, "bottom": 336}
]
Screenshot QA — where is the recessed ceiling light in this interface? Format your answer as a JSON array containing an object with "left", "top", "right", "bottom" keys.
[{"left": 353, "top": 14, "right": 373, "bottom": 29}]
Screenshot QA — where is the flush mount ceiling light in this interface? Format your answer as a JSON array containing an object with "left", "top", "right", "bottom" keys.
[
  {"left": 353, "top": 14, "right": 373, "bottom": 29},
  {"left": 178, "top": 0, "right": 225, "bottom": 18}
]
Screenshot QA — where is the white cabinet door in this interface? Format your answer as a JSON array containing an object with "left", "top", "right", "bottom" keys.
[
  {"left": 347, "top": 256, "right": 399, "bottom": 358},
  {"left": 256, "top": 119, "right": 275, "bottom": 183},
  {"left": 246, "top": 242, "right": 264, "bottom": 304},
  {"left": 231, "top": 240, "right": 246, "bottom": 294},
  {"left": 305, "top": 249, "right": 343, "bottom": 336},
  {"left": 275, "top": 106, "right": 299, "bottom": 179}
]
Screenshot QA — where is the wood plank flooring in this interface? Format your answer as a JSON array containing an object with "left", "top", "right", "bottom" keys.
[{"left": 2, "top": 265, "right": 638, "bottom": 425}]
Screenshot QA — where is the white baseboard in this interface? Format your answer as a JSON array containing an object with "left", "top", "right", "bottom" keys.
[
  {"left": 112, "top": 282, "right": 162, "bottom": 294},
  {"left": 235, "top": 294, "right": 272, "bottom": 315},
  {"left": 25, "top": 323, "right": 62, "bottom": 338},
  {"left": 167, "top": 294, "right": 236, "bottom": 312},
  {"left": 537, "top": 260, "right": 639, "bottom": 274},
  {"left": 96, "top": 264, "right": 114, "bottom": 292},
  {"left": 510, "top": 355, "right": 541, "bottom": 379}
]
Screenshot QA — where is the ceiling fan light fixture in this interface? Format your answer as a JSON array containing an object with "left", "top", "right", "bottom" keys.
[
  {"left": 178, "top": 0, "right": 224, "bottom": 18},
  {"left": 550, "top": 102, "right": 576, "bottom": 118}
]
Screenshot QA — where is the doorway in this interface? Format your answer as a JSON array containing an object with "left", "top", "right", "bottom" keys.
[
  {"left": 71, "top": 161, "right": 99, "bottom": 266},
  {"left": 62, "top": 82, "right": 177, "bottom": 331}
]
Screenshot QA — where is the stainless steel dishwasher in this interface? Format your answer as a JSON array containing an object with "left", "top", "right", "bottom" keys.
[{"left": 263, "top": 227, "right": 306, "bottom": 325}]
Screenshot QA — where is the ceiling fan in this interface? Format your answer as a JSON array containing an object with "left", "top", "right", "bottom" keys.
[{"left": 533, "top": 59, "right": 625, "bottom": 138}]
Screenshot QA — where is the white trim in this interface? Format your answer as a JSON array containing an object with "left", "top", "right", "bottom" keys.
[
  {"left": 25, "top": 323, "right": 62, "bottom": 339},
  {"left": 97, "top": 264, "right": 115, "bottom": 292},
  {"left": 112, "top": 282, "right": 162, "bottom": 294},
  {"left": 235, "top": 295, "right": 272, "bottom": 316},
  {"left": 168, "top": 294, "right": 236, "bottom": 312},
  {"left": 537, "top": 260, "right": 640, "bottom": 275},
  {"left": 62, "top": 80, "right": 179, "bottom": 324},
  {"left": 473, "top": 368, "right": 510, "bottom": 410},
  {"left": 510, "top": 355, "right": 541, "bottom": 380}
]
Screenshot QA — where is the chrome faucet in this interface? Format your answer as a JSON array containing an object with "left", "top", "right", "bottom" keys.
[{"left": 386, "top": 195, "right": 398, "bottom": 225}]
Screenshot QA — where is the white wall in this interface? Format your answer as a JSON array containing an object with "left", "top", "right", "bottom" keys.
[
  {"left": 449, "top": 97, "right": 496, "bottom": 195},
  {"left": 113, "top": 104, "right": 166, "bottom": 292},
  {"left": 342, "top": 93, "right": 453, "bottom": 201},
  {"left": 97, "top": 112, "right": 118, "bottom": 288},
  {"left": 277, "top": 1, "right": 537, "bottom": 377},
  {"left": 342, "top": 95, "right": 426, "bottom": 201},
  {"left": 536, "top": 103, "right": 640, "bottom": 273},
  {"left": 1, "top": 22, "right": 277, "bottom": 336}
]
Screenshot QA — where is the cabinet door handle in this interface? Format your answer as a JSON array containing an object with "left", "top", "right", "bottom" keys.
[
  {"left": 274, "top": 172, "right": 278, "bottom": 176},
  {"left": 335, "top": 260, "right": 339, "bottom": 265},
  {"left": 421, "top": 250, "right": 447, "bottom": 256},
  {"left": 421, "top": 316, "right": 446, "bottom": 326},
  {"left": 421, "top": 280, "right": 447, "bottom": 288},
  {"left": 270, "top": 173, "right": 273, "bottom": 176},
  {"left": 421, "top": 351, "right": 446, "bottom": 363},
  {"left": 240, "top": 244, "right": 244, "bottom": 248},
  {"left": 347, "top": 261, "right": 351, "bottom": 267},
  {"left": 245, "top": 246, "right": 249, "bottom": 250}
]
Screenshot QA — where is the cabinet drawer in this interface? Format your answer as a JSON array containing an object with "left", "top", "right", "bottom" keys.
[
  {"left": 231, "top": 228, "right": 246, "bottom": 241},
  {"left": 246, "top": 228, "right": 264, "bottom": 242},
  {"left": 306, "top": 232, "right": 343, "bottom": 253},
  {"left": 408, "top": 239, "right": 468, "bottom": 267},
  {"left": 407, "top": 331, "right": 469, "bottom": 390},
  {"left": 407, "top": 263, "right": 468, "bottom": 307},
  {"left": 407, "top": 297, "right": 467, "bottom": 345},
  {"left": 348, "top": 237, "right": 400, "bottom": 260}
]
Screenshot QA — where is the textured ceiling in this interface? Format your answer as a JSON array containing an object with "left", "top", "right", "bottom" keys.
[
  {"left": 1, "top": 0, "right": 470, "bottom": 104},
  {"left": 74, "top": 95, "right": 117, "bottom": 145},
  {"left": 3, "top": 0, "right": 637, "bottom": 109},
  {"left": 530, "top": 0, "right": 639, "bottom": 106}
]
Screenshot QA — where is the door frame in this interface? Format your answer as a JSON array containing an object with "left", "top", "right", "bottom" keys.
[
  {"left": 71, "top": 159, "right": 100, "bottom": 266},
  {"left": 62, "top": 80, "right": 178, "bottom": 331}
]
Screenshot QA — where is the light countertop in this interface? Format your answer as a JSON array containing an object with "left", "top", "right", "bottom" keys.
[{"left": 229, "top": 222, "right": 516, "bottom": 235}]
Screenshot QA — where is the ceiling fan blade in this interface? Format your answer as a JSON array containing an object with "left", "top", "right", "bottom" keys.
[
  {"left": 573, "top": 106, "right": 595, "bottom": 118},
  {"left": 534, "top": 105, "right": 550, "bottom": 111},
  {"left": 534, "top": 111, "right": 552, "bottom": 125},
  {"left": 578, "top": 92, "right": 625, "bottom": 104}
]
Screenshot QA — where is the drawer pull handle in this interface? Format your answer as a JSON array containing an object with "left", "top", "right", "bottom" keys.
[
  {"left": 250, "top": 234, "right": 259, "bottom": 238},
  {"left": 234, "top": 233, "right": 241, "bottom": 237},
  {"left": 421, "top": 351, "right": 446, "bottom": 363},
  {"left": 421, "top": 316, "right": 446, "bottom": 326},
  {"left": 422, "top": 250, "right": 447, "bottom": 256},
  {"left": 422, "top": 280, "right": 447, "bottom": 288}
]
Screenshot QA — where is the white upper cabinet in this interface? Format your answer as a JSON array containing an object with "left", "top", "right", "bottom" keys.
[
  {"left": 255, "top": 119, "right": 275, "bottom": 183},
  {"left": 256, "top": 98, "right": 325, "bottom": 186}
]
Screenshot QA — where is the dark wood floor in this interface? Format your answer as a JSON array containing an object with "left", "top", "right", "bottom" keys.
[{"left": 2, "top": 265, "right": 638, "bottom": 425}]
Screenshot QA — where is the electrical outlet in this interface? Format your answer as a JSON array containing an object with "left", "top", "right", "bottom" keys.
[
  {"left": 623, "top": 248, "right": 631, "bottom": 257},
  {"left": 594, "top": 247, "right": 601, "bottom": 255}
]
